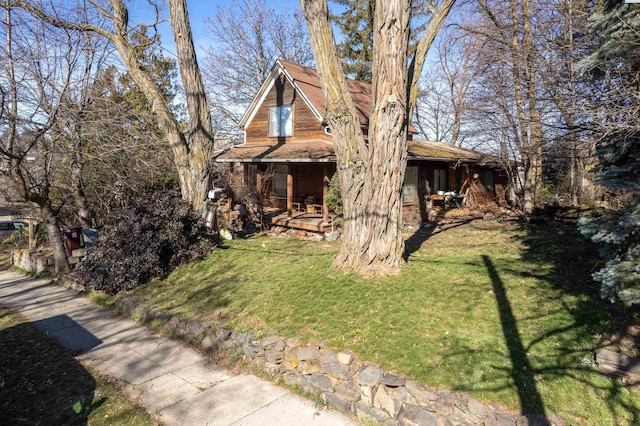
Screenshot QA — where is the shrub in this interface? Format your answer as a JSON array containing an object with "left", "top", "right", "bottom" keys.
[
  {"left": 325, "top": 172, "right": 343, "bottom": 216},
  {"left": 74, "top": 191, "right": 216, "bottom": 294}
]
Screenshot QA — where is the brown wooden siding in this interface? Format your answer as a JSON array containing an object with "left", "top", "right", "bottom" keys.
[{"left": 245, "top": 74, "right": 330, "bottom": 144}]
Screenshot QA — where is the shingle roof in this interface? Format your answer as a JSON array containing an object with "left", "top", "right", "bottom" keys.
[
  {"left": 213, "top": 141, "right": 336, "bottom": 162},
  {"left": 214, "top": 139, "right": 498, "bottom": 165},
  {"left": 277, "top": 60, "right": 372, "bottom": 129}
]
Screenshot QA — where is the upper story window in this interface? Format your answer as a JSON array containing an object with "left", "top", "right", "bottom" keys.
[{"left": 269, "top": 105, "right": 293, "bottom": 137}]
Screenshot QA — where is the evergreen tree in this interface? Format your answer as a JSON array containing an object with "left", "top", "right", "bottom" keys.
[
  {"left": 331, "top": 0, "right": 429, "bottom": 82},
  {"left": 331, "top": 0, "right": 375, "bottom": 81},
  {"left": 579, "top": 1, "right": 640, "bottom": 305}
]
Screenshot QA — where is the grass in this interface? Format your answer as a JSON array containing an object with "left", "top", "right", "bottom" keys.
[
  {"left": 0, "top": 306, "right": 157, "bottom": 425},
  {"left": 112, "top": 220, "right": 638, "bottom": 425}
]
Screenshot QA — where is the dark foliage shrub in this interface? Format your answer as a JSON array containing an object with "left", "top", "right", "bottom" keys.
[{"left": 74, "top": 191, "right": 216, "bottom": 294}]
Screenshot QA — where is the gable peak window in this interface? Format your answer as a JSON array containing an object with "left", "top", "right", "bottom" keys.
[{"left": 269, "top": 104, "right": 293, "bottom": 137}]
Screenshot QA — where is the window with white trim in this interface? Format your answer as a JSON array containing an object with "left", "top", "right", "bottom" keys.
[{"left": 269, "top": 105, "right": 293, "bottom": 137}]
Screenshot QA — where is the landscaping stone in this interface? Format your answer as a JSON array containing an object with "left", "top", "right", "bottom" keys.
[
  {"left": 282, "top": 353, "right": 299, "bottom": 370},
  {"left": 319, "top": 351, "right": 338, "bottom": 364},
  {"left": 381, "top": 373, "right": 406, "bottom": 387},
  {"left": 301, "top": 359, "right": 321, "bottom": 375},
  {"left": 337, "top": 350, "right": 354, "bottom": 365},
  {"left": 214, "top": 327, "right": 232, "bottom": 341},
  {"left": 354, "top": 401, "right": 390, "bottom": 423},
  {"left": 309, "top": 374, "right": 333, "bottom": 392},
  {"left": 325, "top": 392, "right": 353, "bottom": 413},
  {"left": 265, "top": 350, "right": 284, "bottom": 364},
  {"left": 398, "top": 404, "right": 439, "bottom": 426},
  {"left": 297, "top": 346, "right": 320, "bottom": 361},
  {"left": 201, "top": 335, "right": 216, "bottom": 351},
  {"left": 374, "top": 385, "right": 403, "bottom": 418},
  {"left": 468, "top": 397, "right": 491, "bottom": 419},
  {"left": 262, "top": 335, "right": 286, "bottom": 352},
  {"left": 360, "top": 385, "right": 374, "bottom": 406},
  {"left": 319, "top": 363, "right": 351, "bottom": 380},
  {"left": 283, "top": 372, "right": 302, "bottom": 387},
  {"left": 405, "top": 380, "right": 440, "bottom": 404},
  {"left": 354, "top": 365, "right": 383, "bottom": 386},
  {"left": 335, "top": 380, "right": 361, "bottom": 402}
]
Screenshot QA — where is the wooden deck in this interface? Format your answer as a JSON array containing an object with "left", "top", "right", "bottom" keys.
[{"left": 269, "top": 211, "right": 333, "bottom": 233}]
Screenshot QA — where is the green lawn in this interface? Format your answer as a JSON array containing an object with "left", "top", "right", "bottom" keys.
[
  {"left": 0, "top": 307, "right": 156, "bottom": 425},
  {"left": 124, "top": 220, "right": 639, "bottom": 425}
]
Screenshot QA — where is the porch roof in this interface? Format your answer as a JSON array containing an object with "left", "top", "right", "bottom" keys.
[
  {"left": 213, "top": 140, "right": 500, "bottom": 166},
  {"left": 213, "top": 140, "right": 336, "bottom": 163}
]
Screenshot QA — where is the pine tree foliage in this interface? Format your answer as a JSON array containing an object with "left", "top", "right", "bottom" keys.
[
  {"left": 331, "top": 0, "right": 375, "bottom": 81},
  {"left": 578, "top": 1, "right": 640, "bottom": 305}
]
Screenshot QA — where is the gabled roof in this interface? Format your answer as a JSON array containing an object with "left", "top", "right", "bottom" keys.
[{"left": 239, "top": 59, "right": 373, "bottom": 130}]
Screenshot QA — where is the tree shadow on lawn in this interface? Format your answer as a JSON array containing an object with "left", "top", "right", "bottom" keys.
[
  {"left": 403, "top": 218, "right": 475, "bottom": 261},
  {"left": 515, "top": 221, "right": 640, "bottom": 354},
  {"left": 0, "top": 315, "right": 105, "bottom": 425},
  {"left": 446, "top": 223, "right": 640, "bottom": 424}
]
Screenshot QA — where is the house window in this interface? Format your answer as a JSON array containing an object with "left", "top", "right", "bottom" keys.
[
  {"left": 433, "top": 168, "right": 447, "bottom": 192},
  {"left": 246, "top": 164, "right": 257, "bottom": 188},
  {"left": 403, "top": 166, "right": 418, "bottom": 204},
  {"left": 484, "top": 170, "right": 495, "bottom": 190},
  {"left": 272, "top": 165, "right": 288, "bottom": 198},
  {"left": 269, "top": 105, "right": 293, "bottom": 137}
]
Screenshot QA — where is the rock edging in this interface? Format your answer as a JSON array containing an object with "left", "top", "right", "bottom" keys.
[{"left": 114, "top": 294, "right": 565, "bottom": 426}]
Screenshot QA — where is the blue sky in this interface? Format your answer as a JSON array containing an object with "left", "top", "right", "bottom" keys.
[{"left": 150, "top": 0, "right": 304, "bottom": 57}]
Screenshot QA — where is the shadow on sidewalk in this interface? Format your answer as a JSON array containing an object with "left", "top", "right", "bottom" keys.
[{"left": 0, "top": 313, "right": 105, "bottom": 424}]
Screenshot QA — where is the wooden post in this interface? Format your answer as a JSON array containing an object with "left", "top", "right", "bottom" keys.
[
  {"left": 322, "top": 164, "right": 329, "bottom": 224},
  {"left": 287, "top": 164, "right": 293, "bottom": 217},
  {"left": 28, "top": 218, "right": 34, "bottom": 250},
  {"left": 226, "top": 195, "right": 232, "bottom": 227}
]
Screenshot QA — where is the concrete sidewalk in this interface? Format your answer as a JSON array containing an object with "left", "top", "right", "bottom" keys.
[{"left": 0, "top": 271, "right": 357, "bottom": 425}]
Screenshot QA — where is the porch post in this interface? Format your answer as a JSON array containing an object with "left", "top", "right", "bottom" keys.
[
  {"left": 287, "top": 164, "right": 293, "bottom": 218},
  {"left": 322, "top": 164, "right": 329, "bottom": 224}
]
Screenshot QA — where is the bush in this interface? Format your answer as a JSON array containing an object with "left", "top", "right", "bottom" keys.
[
  {"left": 74, "top": 191, "right": 216, "bottom": 294},
  {"left": 325, "top": 172, "right": 343, "bottom": 216}
]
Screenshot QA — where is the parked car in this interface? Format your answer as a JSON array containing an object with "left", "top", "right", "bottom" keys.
[{"left": 0, "top": 220, "right": 27, "bottom": 242}]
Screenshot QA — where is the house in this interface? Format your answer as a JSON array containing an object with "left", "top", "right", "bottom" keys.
[{"left": 213, "top": 60, "right": 508, "bottom": 232}]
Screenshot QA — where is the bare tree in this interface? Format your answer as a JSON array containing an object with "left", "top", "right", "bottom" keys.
[
  {"left": 201, "top": 0, "right": 313, "bottom": 139},
  {"left": 414, "top": 22, "right": 477, "bottom": 145},
  {"left": 463, "top": 0, "right": 544, "bottom": 214},
  {"left": 10, "top": 0, "right": 214, "bottom": 213},
  {"left": 539, "top": 0, "right": 595, "bottom": 205},
  {"left": 300, "top": 0, "right": 455, "bottom": 276},
  {"left": 0, "top": 6, "right": 84, "bottom": 272}
]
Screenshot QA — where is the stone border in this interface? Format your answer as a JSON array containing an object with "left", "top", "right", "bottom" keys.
[{"left": 112, "top": 294, "right": 565, "bottom": 426}]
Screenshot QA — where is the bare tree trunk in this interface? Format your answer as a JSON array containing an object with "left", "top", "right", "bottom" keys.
[
  {"left": 72, "top": 176, "right": 93, "bottom": 228},
  {"left": 301, "top": 0, "right": 454, "bottom": 275},
  {"left": 40, "top": 205, "right": 70, "bottom": 274},
  {"left": 168, "top": 0, "right": 215, "bottom": 214},
  {"left": 522, "top": 0, "right": 543, "bottom": 211},
  {"left": 335, "top": 0, "right": 411, "bottom": 274},
  {"left": 478, "top": 0, "right": 543, "bottom": 215}
]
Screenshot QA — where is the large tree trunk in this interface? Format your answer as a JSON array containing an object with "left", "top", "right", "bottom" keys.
[
  {"left": 169, "top": 0, "right": 215, "bottom": 214},
  {"left": 302, "top": 0, "right": 454, "bottom": 275},
  {"left": 522, "top": 0, "right": 543, "bottom": 212},
  {"left": 40, "top": 205, "right": 70, "bottom": 274},
  {"left": 109, "top": 0, "right": 213, "bottom": 212},
  {"left": 335, "top": 0, "right": 411, "bottom": 274}
]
